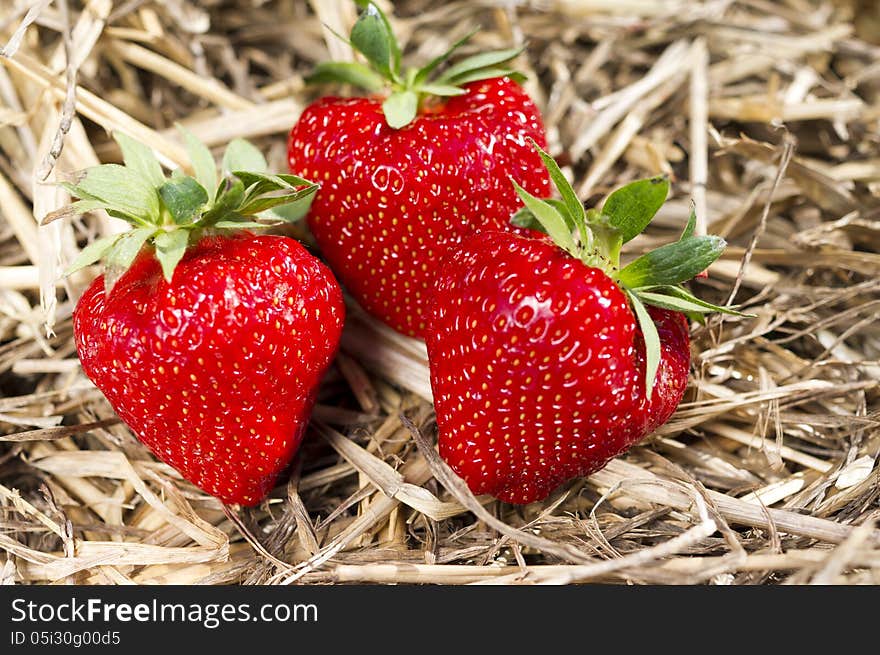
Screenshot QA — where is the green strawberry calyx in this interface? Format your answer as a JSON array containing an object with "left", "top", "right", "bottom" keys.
[
  {"left": 46, "top": 128, "right": 318, "bottom": 290},
  {"left": 307, "top": 0, "right": 525, "bottom": 129},
  {"left": 511, "top": 139, "right": 751, "bottom": 399}
]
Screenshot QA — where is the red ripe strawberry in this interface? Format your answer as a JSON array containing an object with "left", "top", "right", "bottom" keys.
[
  {"left": 74, "top": 235, "right": 343, "bottom": 505},
  {"left": 426, "top": 142, "right": 742, "bottom": 504},
  {"left": 60, "top": 131, "right": 343, "bottom": 506},
  {"left": 428, "top": 232, "right": 689, "bottom": 503},
  {"left": 288, "top": 2, "right": 550, "bottom": 337}
]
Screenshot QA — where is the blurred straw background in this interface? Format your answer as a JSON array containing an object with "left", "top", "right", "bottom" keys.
[{"left": 1, "top": 0, "right": 879, "bottom": 585}]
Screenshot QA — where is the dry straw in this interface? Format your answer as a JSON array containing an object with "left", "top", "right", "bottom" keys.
[{"left": 1, "top": 0, "right": 879, "bottom": 585}]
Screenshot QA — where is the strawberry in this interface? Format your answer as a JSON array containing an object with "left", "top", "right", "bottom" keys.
[
  {"left": 288, "top": 1, "right": 550, "bottom": 337},
  {"left": 425, "top": 142, "right": 744, "bottom": 504},
  {"left": 58, "top": 131, "right": 344, "bottom": 506}
]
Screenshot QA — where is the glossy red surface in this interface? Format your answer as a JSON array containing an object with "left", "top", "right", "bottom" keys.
[
  {"left": 426, "top": 231, "right": 690, "bottom": 504},
  {"left": 288, "top": 77, "right": 550, "bottom": 338}
]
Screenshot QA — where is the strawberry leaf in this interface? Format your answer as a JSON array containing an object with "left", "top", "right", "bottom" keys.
[
  {"left": 512, "top": 179, "right": 577, "bottom": 256},
  {"left": 177, "top": 124, "right": 217, "bottom": 194},
  {"left": 262, "top": 193, "right": 317, "bottom": 223},
  {"left": 634, "top": 285, "right": 751, "bottom": 316},
  {"left": 239, "top": 185, "right": 318, "bottom": 216},
  {"left": 259, "top": 201, "right": 315, "bottom": 223},
  {"left": 617, "top": 236, "right": 726, "bottom": 288},
  {"left": 114, "top": 131, "right": 165, "bottom": 189},
  {"left": 513, "top": 200, "right": 583, "bottom": 235},
  {"left": 546, "top": 198, "right": 573, "bottom": 218},
  {"left": 60, "top": 131, "right": 314, "bottom": 278},
  {"left": 636, "top": 291, "right": 728, "bottom": 315},
  {"left": 442, "top": 67, "right": 523, "bottom": 86},
  {"left": 413, "top": 29, "right": 478, "bottom": 85},
  {"left": 205, "top": 177, "right": 245, "bottom": 221},
  {"left": 105, "top": 226, "right": 155, "bottom": 271},
  {"left": 306, "top": 61, "right": 386, "bottom": 93},
  {"left": 222, "top": 138, "right": 267, "bottom": 175},
  {"left": 215, "top": 170, "right": 319, "bottom": 220},
  {"left": 41, "top": 197, "right": 118, "bottom": 225},
  {"left": 528, "top": 139, "right": 586, "bottom": 237},
  {"left": 154, "top": 229, "right": 190, "bottom": 281},
  {"left": 65, "top": 234, "right": 122, "bottom": 275},
  {"left": 626, "top": 289, "right": 661, "bottom": 400},
  {"left": 357, "top": 1, "right": 401, "bottom": 74},
  {"left": 350, "top": 2, "right": 397, "bottom": 81},
  {"left": 417, "top": 84, "right": 466, "bottom": 97},
  {"left": 602, "top": 176, "right": 669, "bottom": 244},
  {"left": 233, "top": 171, "right": 314, "bottom": 198},
  {"left": 382, "top": 90, "right": 418, "bottom": 129},
  {"left": 158, "top": 176, "right": 208, "bottom": 225},
  {"left": 67, "top": 164, "right": 160, "bottom": 223},
  {"left": 438, "top": 47, "right": 523, "bottom": 84},
  {"left": 589, "top": 215, "right": 622, "bottom": 265},
  {"left": 214, "top": 219, "right": 275, "bottom": 229},
  {"left": 510, "top": 206, "right": 544, "bottom": 233},
  {"left": 680, "top": 204, "right": 697, "bottom": 241}
]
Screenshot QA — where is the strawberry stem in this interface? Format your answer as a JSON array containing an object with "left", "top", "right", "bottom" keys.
[
  {"left": 510, "top": 140, "right": 751, "bottom": 396},
  {"left": 307, "top": 1, "right": 526, "bottom": 129},
  {"left": 55, "top": 130, "right": 319, "bottom": 286}
]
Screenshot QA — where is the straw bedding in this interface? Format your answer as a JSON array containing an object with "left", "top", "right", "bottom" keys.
[{"left": 0, "top": 0, "right": 879, "bottom": 585}]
